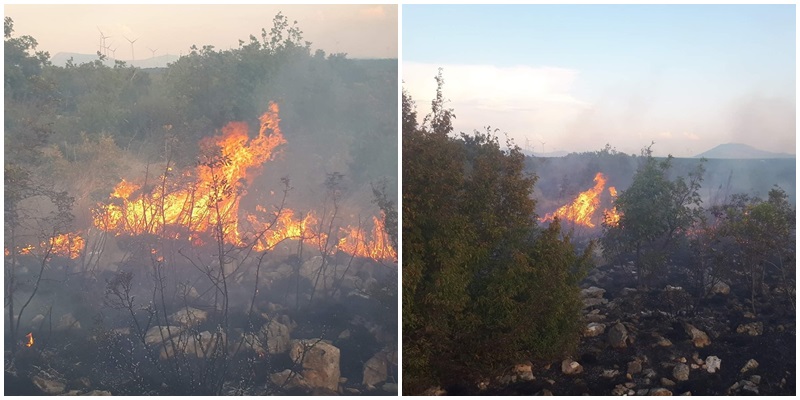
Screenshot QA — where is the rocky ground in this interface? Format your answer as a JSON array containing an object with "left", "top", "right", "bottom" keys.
[
  {"left": 455, "top": 262, "right": 796, "bottom": 396},
  {"left": 4, "top": 251, "right": 398, "bottom": 396}
]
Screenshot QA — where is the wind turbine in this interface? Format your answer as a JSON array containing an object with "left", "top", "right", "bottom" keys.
[
  {"left": 97, "top": 27, "right": 112, "bottom": 56},
  {"left": 539, "top": 140, "right": 546, "bottom": 155},
  {"left": 124, "top": 35, "right": 139, "bottom": 62},
  {"left": 147, "top": 46, "right": 158, "bottom": 59},
  {"left": 109, "top": 46, "right": 117, "bottom": 59}
]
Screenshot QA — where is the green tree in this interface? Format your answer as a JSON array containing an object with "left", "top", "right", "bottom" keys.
[
  {"left": 403, "top": 72, "right": 591, "bottom": 393},
  {"left": 602, "top": 145, "right": 705, "bottom": 286},
  {"left": 713, "top": 187, "right": 795, "bottom": 313}
]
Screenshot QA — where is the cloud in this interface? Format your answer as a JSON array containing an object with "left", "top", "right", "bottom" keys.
[
  {"left": 683, "top": 132, "right": 701, "bottom": 141},
  {"left": 403, "top": 62, "right": 589, "bottom": 147}
]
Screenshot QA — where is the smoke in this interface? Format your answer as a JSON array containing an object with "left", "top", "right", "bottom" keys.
[{"left": 725, "top": 94, "right": 796, "bottom": 154}]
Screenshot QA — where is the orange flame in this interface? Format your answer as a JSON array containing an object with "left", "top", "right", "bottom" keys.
[
  {"left": 337, "top": 214, "right": 396, "bottom": 261},
  {"left": 91, "top": 103, "right": 393, "bottom": 262},
  {"left": 603, "top": 186, "right": 621, "bottom": 226},
  {"left": 93, "top": 102, "right": 286, "bottom": 245},
  {"left": 13, "top": 232, "right": 85, "bottom": 259},
  {"left": 541, "top": 172, "right": 621, "bottom": 229},
  {"left": 25, "top": 332, "right": 34, "bottom": 347}
]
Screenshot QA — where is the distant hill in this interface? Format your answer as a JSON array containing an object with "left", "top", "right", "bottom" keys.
[
  {"left": 521, "top": 149, "right": 569, "bottom": 158},
  {"left": 694, "top": 143, "right": 795, "bottom": 159},
  {"left": 51, "top": 52, "right": 180, "bottom": 68}
]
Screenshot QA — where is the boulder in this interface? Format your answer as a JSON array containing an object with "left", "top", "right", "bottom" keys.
[
  {"left": 144, "top": 325, "right": 184, "bottom": 346},
  {"left": 561, "top": 359, "right": 583, "bottom": 375},
  {"left": 32, "top": 376, "right": 65, "bottom": 395},
  {"left": 582, "top": 297, "right": 608, "bottom": 308},
  {"left": 381, "top": 382, "right": 398, "bottom": 393},
  {"left": 85, "top": 390, "right": 112, "bottom": 396},
  {"left": 511, "top": 362, "right": 535, "bottom": 381},
  {"left": 289, "top": 339, "right": 341, "bottom": 392},
  {"left": 736, "top": 322, "right": 763, "bottom": 336},
  {"left": 627, "top": 359, "right": 643, "bottom": 375},
  {"left": 705, "top": 356, "right": 721, "bottom": 373},
  {"left": 683, "top": 323, "right": 711, "bottom": 348},
  {"left": 608, "top": 322, "right": 629, "bottom": 348},
  {"left": 584, "top": 322, "right": 606, "bottom": 337},
  {"left": 168, "top": 307, "right": 208, "bottom": 327},
  {"left": 601, "top": 369, "right": 619, "bottom": 379},
  {"left": 709, "top": 281, "right": 730, "bottom": 296},
  {"left": 672, "top": 364, "right": 690, "bottom": 382},
  {"left": 263, "top": 319, "right": 291, "bottom": 354},
  {"left": 363, "top": 351, "right": 389, "bottom": 388},
  {"left": 740, "top": 359, "right": 759, "bottom": 374},
  {"left": 660, "top": 377, "right": 676, "bottom": 386},
  {"left": 581, "top": 286, "right": 606, "bottom": 299}
]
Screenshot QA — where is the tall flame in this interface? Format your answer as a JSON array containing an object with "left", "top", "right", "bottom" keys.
[
  {"left": 541, "top": 172, "right": 620, "bottom": 228},
  {"left": 25, "top": 332, "right": 34, "bottom": 347},
  {"left": 91, "top": 102, "right": 395, "bottom": 262},
  {"left": 93, "top": 103, "right": 286, "bottom": 245}
]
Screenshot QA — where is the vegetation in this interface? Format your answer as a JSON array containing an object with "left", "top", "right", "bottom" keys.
[
  {"left": 601, "top": 145, "right": 705, "bottom": 286},
  {"left": 5, "top": 13, "right": 397, "bottom": 395},
  {"left": 403, "top": 70, "right": 592, "bottom": 394}
]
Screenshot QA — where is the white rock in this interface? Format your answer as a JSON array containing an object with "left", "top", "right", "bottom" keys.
[{"left": 705, "top": 356, "right": 721, "bottom": 373}]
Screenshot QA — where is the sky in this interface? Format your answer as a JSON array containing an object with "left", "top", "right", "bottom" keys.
[
  {"left": 4, "top": 4, "right": 397, "bottom": 60},
  {"left": 403, "top": 4, "right": 796, "bottom": 157}
]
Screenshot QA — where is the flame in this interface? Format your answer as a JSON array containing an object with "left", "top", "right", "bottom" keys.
[
  {"left": 337, "top": 214, "right": 396, "bottom": 261},
  {"left": 12, "top": 232, "right": 85, "bottom": 259},
  {"left": 603, "top": 186, "right": 621, "bottom": 226},
  {"left": 90, "top": 102, "right": 393, "bottom": 263},
  {"left": 541, "top": 172, "right": 621, "bottom": 229},
  {"left": 93, "top": 102, "right": 286, "bottom": 245},
  {"left": 25, "top": 332, "right": 34, "bottom": 347}
]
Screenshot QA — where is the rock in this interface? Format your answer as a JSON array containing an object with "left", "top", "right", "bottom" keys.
[
  {"left": 362, "top": 351, "right": 389, "bottom": 388},
  {"left": 381, "top": 382, "right": 398, "bottom": 393},
  {"left": 338, "top": 329, "right": 351, "bottom": 340},
  {"left": 561, "top": 359, "right": 583, "bottom": 375},
  {"left": 168, "top": 307, "right": 208, "bottom": 327},
  {"left": 740, "top": 359, "right": 759, "bottom": 374},
  {"left": 743, "top": 311, "right": 756, "bottom": 319},
  {"left": 661, "top": 377, "right": 676, "bottom": 386},
  {"left": 683, "top": 323, "right": 711, "bottom": 348},
  {"left": 608, "top": 322, "right": 628, "bottom": 348},
  {"left": 672, "top": 364, "right": 690, "bottom": 382},
  {"left": 584, "top": 322, "right": 606, "bottom": 337},
  {"left": 650, "top": 388, "right": 673, "bottom": 396},
  {"left": 705, "top": 356, "right": 721, "bottom": 373},
  {"left": 585, "top": 309, "right": 607, "bottom": 323},
  {"left": 541, "top": 389, "right": 553, "bottom": 396},
  {"left": 263, "top": 319, "right": 291, "bottom": 354},
  {"left": 636, "top": 389, "right": 650, "bottom": 396},
  {"left": 643, "top": 368, "right": 657, "bottom": 379},
  {"left": 32, "top": 376, "right": 65, "bottom": 395},
  {"left": 288, "top": 339, "right": 341, "bottom": 392},
  {"left": 627, "top": 359, "right": 643, "bottom": 375},
  {"left": 56, "top": 313, "right": 80, "bottom": 331},
  {"left": 422, "top": 386, "right": 447, "bottom": 396},
  {"left": 710, "top": 281, "right": 730, "bottom": 295},
  {"left": 583, "top": 297, "right": 608, "bottom": 308},
  {"left": 736, "top": 322, "right": 763, "bottom": 336},
  {"left": 271, "top": 369, "right": 309, "bottom": 391},
  {"left": 62, "top": 390, "right": 82, "bottom": 395},
  {"left": 512, "top": 362, "right": 535, "bottom": 381},
  {"left": 750, "top": 375, "right": 761, "bottom": 385},
  {"left": 654, "top": 334, "right": 673, "bottom": 347},
  {"left": 581, "top": 286, "right": 606, "bottom": 299},
  {"left": 612, "top": 384, "right": 628, "bottom": 396},
  {"left": 680, "top": 391, "right": 692, "bottom": 396},
  {"left": 621, "top": 287, "right": 638, "bottom": 296},
  {"left": 601, "top": 369, "right": 620, "bottom": 379},
  {"left": 741, "top": 380, "right": 759, "bottom": 395},
  {"left": 85, "top": 390, "right": 112, "bottom": 395},
  {"left": 144, "top": 325, "right": 184, "bottom": 346}
]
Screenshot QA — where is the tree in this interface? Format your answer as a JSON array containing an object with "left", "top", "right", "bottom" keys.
[
  {"left": 712, "top": 186, "right": 795, "bottom": 314},
  {"left": 403, "top": 72, "right": 591, "bottom": 393},
  {"left": 602, "top": 145, "right": 705, "bottom": 286}
]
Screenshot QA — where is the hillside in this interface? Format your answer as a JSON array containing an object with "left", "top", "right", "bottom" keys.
[{"left": 694, "top": 143, "right": 794, "bottom": 159}]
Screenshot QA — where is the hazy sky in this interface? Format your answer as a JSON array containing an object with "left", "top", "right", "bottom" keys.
[
  {"left": 403, "top": 5, "right": 796, "bottom": 157},
  {"left": 4, "top": 4, "right": 397, "bottom": 59}
]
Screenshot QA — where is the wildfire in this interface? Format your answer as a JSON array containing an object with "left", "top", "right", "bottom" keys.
[
  {"left": 25, "top": 332, "right": 34, "bottom": 347},
  {"left": 541, "top": 172, "right": 620, "bottom": 228},
  {"left": 338, "top": 215, "right": 396, "bottom": 261},
  {"left": 93, "top": 102, "right": 286, "bottom": 245},
  {"left": 91, "top": 102, "right": 396, "bottom": 262},
  {"left": 12, "top": 232, "right": 85, "bottom": 259}
]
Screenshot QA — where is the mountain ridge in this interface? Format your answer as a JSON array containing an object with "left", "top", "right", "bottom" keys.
[{"left": 694, "top": 143, "right": 794, "bottom": 159}]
